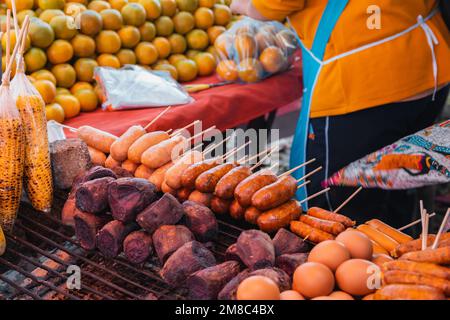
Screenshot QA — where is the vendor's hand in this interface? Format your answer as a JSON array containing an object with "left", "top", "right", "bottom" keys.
[{"left": 230, "top": 0, "right": 250, "bottom": 15}]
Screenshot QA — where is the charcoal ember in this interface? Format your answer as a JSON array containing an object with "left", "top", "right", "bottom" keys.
[
  {"left": 224, "top": 244, "right": 242, "bottom": 263},
  {"left": 272, "top": 228, "right": 309, "bottom": 256},
  {"left": 96, "top": 220, "right": 139, "bottom": 258},
  {"left": 111, "top": 166, "right": 134, "bottom": 178},
  {"left": 136, "top": 193, "right": 184, "bottom": 233},
  {"left": 160, "top": 241, "right": 216, "bottom": 287},
  {"left": 236, "top": 230, "right": 275, "bottom": 269},
  {"left": 187, "top": 261, "right": 241, "bottom": 300},
  {"left": 50, "top": 138, "right": 92, "bottom": 190},
  {"left": 75, "top": 177, "right": 115, "bottom": 213},
  {"left": 108, "top": 178, "right": 157, "bottom": 223},
  {"left": 72, "top": 166, "right": 117, "bottom": 188},
  {"left": 74, "top": 212, "right": 111, "bottom": 250},
  {"left": 153, "top": 225, "right": 194, "bottom": 263},
  {"left": 218, "top": 269, "right": 251, "bottom": 300},
  {"left": 249, "top": 268, "right": 291, "bottom": 291},
  {"left": 123, "top": 231, "right": 153, "bottom": 264},
  {"left": 275, "top": 253, "right": 309, "bottom": 276},
  {"left": 182, "top": 201, "right": 218, "bottom": 242}
]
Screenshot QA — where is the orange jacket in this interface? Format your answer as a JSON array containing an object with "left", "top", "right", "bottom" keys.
[{"left": 252, "top": 0, "right": 450, "bottom": 118}]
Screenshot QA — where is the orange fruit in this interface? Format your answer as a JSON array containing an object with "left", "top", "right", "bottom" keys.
[
  {"left": 49, "top": 15, "right": 78, "bottom": 40},
  {"left": 185, "top": 49, "right": 200, "bottom": 59},
  {"left": 168, "top": 34, "right": 187, "bottom": 54},
  {"left": 216, "top": 59, "right": 237, "bottom": 81},
  {"left": 100, "top": 9, "right": 123, "bottom": 30},
  {"left": 259, "top": 46, "right": 286, "bottom": 74},
  {"left": 155, "top": 16, "right": 174, "bottom": 37},
  {"left": 138, "top": 0, "right": 161, "bottom": 20},
  {"left": 56, "top": 87, "right": 71, "bottom": 96},
  {"left": 29, "top": 17, "right": 55, "bottom": 48},
  {"left": 206, "top": 45, "right": 218, "bottom": 59},
  {"left": 234, "top": 33, "right": 256, "bottom": 60},
  {"left": 94, "top": 84, "right": 105, "bottom": 102},
  {"left": 1, "top": 56, "right": 17, "bottom": 78},
  {"left": 199, "top": 0, "right": 214, "bottom": 8},
  {"left": 17, "top": 10, "right": 36, "bottom": 26},
  {"left": 34, "top": 80, "right": 57, "bottom": 104},
  {"left": 168, "top": 54, "right": 187, "bottom": 65},
  {"left": 194, "top": 7, "right": 214, "bottom": 30},
  {"left": 207, "top": 25, "right": 225, "bottom": 45},
  {"left": 79, "top": 10, "right": 103, "bottom": 36},
  {"left": 31, "top": 70, "right": 57, "bottom": 85},
  {"left": 64, "top": 2, "right": 87, "bottom": 16},
  {"left": 174, "top": 59, "right": 198, "bottom": 82},
  {"left": 47, "top": 39, "right": 74, "bottom": 64},
  {"left": 139, "top": 21, "right": 156, "bottom": 41},
  {"left": 74, "top": 58, "right": 98, "bottom": 82},
  {"left": 6, "top": 0, "right": 34, "bottom": 11},
  {"left": 88, "top": 0, "right": 111, "bottom": 12},
  {"left": 39, "top": 9, "right": 65, "bottom": 23},
  {"left": 238, "top": 58, "right": 263, "bottom": 83},
  {"left": 109, "top": 0, "right": 128, "bottom": 11},
  {"left": 213, "top": 4, "right": 231, "bottom": 26},
  {"left": 160, "top": 0, "right": 176, "bottom": 17},
  {"left": 153, "top": 37, "right": 171, "bottom": 59},
  {"left": 118, "top": 25, "right": 141, "bottom": 48},
  {"left": 175, "top": 0, "right": 198, "bottom": 13},
  {"left": 186, "top": 29, "right": 209, "bottom": 50},
  {"left": 45, "top": 103, "right": 65, "bottom": 123},
  {"left": 24, "top": 47, "right": 47, "bottom": 73},
  {"left": 214, "top": 33, "right": 232, "bottom": 58},
  {"left": 173, "top": 11, "right": 195, "bottom": 35},
  {"left": 276, "top": 30, "right": 297, "bottom": 56},
  {"left": 97, "top": 53, "right": 121, "bottom": 68},
  {"left": 154, "top": 59, "right": 170, "bottom": 66},
  {"left": 121, "top": 3, "right": 146, "bottom": 26},
  {"left": 71, "top": 34, "right": 96, "bottom": 57},
  {"left": 38, "top": 0, "right": 65, "bottom": 10},
  {"left": 96, "top": 30, "right": 122, "bottom": 53},
  {"left": 255, "top": 31, "right": 276, "bottom": 52},
  {"left": 154, "top": 63, "right": 178, "bottom": 80},
  {"left": 116, "top": 48, "right": 137, "bottom": 66},
  {"left": 70, "top": 81, "right": 94, "bottom": 94},
  {"left": 74, "top": 89, "right": 99, "bottom": 112},
  {"left": 55, "top": 94, "right": 81, "bottom": 118},
  {"left": 2, "top": 32, "right": 31, "bottom": 54},
  {"left": 193, "top": 52, "right": 216, "bottom": 76},
  {"left": 52, "top": 64, "right": 77, "bottom": 88},
  {"left": 135, "top": 42, "right": 158, "bottom": 65}
]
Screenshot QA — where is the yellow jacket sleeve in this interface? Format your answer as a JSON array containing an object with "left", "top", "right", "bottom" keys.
[{"left": 251, "top": 0, "right": 306, "bottom": 21}]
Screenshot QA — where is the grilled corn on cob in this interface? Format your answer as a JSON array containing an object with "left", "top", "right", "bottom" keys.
[{"left": 0, "top": 224, "right": 5, "bottom": 256}]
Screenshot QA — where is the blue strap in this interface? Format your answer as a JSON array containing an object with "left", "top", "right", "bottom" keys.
[{"left": 290, "top": 0, "right": 349, "bottom": 210}]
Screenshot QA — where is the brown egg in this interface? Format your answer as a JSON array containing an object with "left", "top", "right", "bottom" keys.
[
  {"left": 362, "top": 293, "right": 374, "bottom": 300},
  {"left": 336, "top": 230, "right": 373, "bottom": 260},
  {"left": 308, "top": 240, "right": 351, "bottom": 271},
  {"left": 371, "top": 253, "right": 394, "bottom": 268},
  {"left": 293, "top": 262, "right": 335, "bottom": 299},
  {"left": 311, "top": 296, "right": 338, "bottom": 300},
  {"left": 335, "top": 259, "right": 378, "bottom": 296},
  {"left": 280, "top": 290, "right": 305, "bottom": 300},
  {"left": 237, "top": 276, "right": 280, "bottom": 300},
  {"left": 329, "top": 291, "right": 355, "bottom": 300}
]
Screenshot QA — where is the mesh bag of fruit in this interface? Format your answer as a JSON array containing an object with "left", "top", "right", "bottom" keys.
[
  {"left": 11, "top": 54, "right": 53, "bottom": 213},
  {"left": 214, "top": 16, "right": 298, "bottom": 83}
]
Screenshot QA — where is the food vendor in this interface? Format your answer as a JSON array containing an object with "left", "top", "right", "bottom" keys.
[{"left": 231, "top": 0, "right": 450, "bottom": 226}]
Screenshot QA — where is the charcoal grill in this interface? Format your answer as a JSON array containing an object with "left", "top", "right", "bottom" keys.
[{"left": 0, "top": 191, "right": 246, "bottom": 300}]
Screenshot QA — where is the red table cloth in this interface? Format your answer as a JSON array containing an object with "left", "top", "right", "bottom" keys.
[{"left": 64, "top": 63, "right": 302, "bottom": 137}]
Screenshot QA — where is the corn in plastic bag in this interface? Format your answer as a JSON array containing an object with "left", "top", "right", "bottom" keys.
[
  {"left": 11, "top": 58, "right": 53, "bottom": 213},
  {"left": 214, "top": 17, "right": 298, "bottom": 83},
  {"left": 0, "top": 84, "right": 25, "bottom": 232}
]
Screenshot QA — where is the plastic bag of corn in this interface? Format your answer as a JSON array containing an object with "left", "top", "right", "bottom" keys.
[
  {"left": 0, "top": 84, "right": 25, "bottom": 232},
  {"left": 11, "top": 58, "right": 53, "bottom": 213}
]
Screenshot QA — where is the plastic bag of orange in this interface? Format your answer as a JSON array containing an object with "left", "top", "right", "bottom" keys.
[
  {"left": 214, "top": 17, "right": 298, "bottom": 83},
  {"left": 11, "top": 56, "right": 53, "bottom": 213}
]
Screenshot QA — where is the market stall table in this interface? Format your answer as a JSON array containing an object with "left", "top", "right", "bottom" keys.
[{"left": 64, "top": 63, "right": 302, "bottom": 137}]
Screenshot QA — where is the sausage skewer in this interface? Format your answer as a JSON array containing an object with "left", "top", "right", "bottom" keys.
[
  {"left": 432, "top": 208, "right": 450, "bottom": 249},
  {"left": 144, "top": 106, "right": 172, "bottom": 131},
  {"left": 333, "top": 186, "right": 363, "bottom": 213},
  {"left": 296, "top": 166, "right": 322, "bottom": 183},
  {"left": 279, "top": 158, "right": 316, "bottom": 178},
  {"left": 170, "top": 120, "right": 201, "bottom": 137},
  {"left": 298, "top": 187, "right": 330, "bottom": 205},
  {"left": 398, "top": 213, "right": 436, "bottom": 231}
]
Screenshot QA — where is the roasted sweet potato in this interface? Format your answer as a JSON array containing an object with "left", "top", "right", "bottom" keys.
[
  {"left": 123, "top": 230, "right": 153, "bottom": 264},
  {"left": 275, "top": 253, "right": 309, "bottom": 276},
  {"left": 182, "top": 201, "right": 218, "bottom": 242},
  {"left": 75, "top": 177, "right": 115, "bottom": 213},
  {"left": 272, "top": 228, "right": 309, "bottom": 256},
  {"left": 96, "top": 220, "right": 138, "bottom": 258},
  {"left": 152, "top": 225, "right": 195, "bottom": 264},
  {"left": 74, "top": 212, "right": 110, "bottom": 250},
  {"left": 236, "top": 229, "right": 275, "bottom": 269}
]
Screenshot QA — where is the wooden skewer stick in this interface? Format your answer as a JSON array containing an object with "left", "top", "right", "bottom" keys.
[
  {"left": 398, "top": 212, "right": 436, "bottom": 231},
  {"left": 243, "top": 145, "right": 277, "bottom": 164},
  {"left": 334, "top": 186, "right": 363, "bottom": 213},
  {"left": 280, "top": 158, "right": 316, "bottom": 178},
  {"left": 249, "top": 146, "right": 279, "bottom": 171},
  {"left": 192, "top": 143, "right": 204, "bottom": 152},
  {"left": 5, "top": 10, "right": 11, "bottom": 71},
  {"left": 165, "top": 128, "right": 173, "bottom": 134},
  {"left": 269, "top": 163, "right": 278, "bottom": 172},
  {"left": 3, "top": 16, "right": 29, "bottom": 84},
  {"left": 296, "top": 166, "right": 322, "bottom": 183},
  {"left": 224, "top": 141, "right": 251, "bottom": 161},
  {"left": 10, "top": 0, "right": 19, "bottom": 39},
  {"left": 186, "top": 125, "right": 216, "bottom": 144},
  {"left": 297, "top": 180, "right": 311, "bottom": 190},
  {"left": 298, "top": 188, "right": 330, "bottom": 205},
  {"left": 55, "top": 123, "right": 78, "bottom": 132},
  {"left": 170, "top": 120, "right": 201, "bottom": 137},
  {"left": 203, "top": 136, "right": 232, "bottom": 155},
  {"left": 422, "top": 213, "right": 430, "bottom": 250},
  {"left": 144, "top": 106, "right": 171, "bottom": 130},
  {"left": 431, "top": 208, "right": 450, "bottom": 249},
  {"left": 420, "top": 201, "right": 427, "bottom": 250}
]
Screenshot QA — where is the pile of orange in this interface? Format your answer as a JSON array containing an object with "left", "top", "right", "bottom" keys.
[
  {"left": 0, "top": 0, "right": 235, "bottom": 123},
  {"left": 214, "top": 20, "right": 297, "bottom": 83}
]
